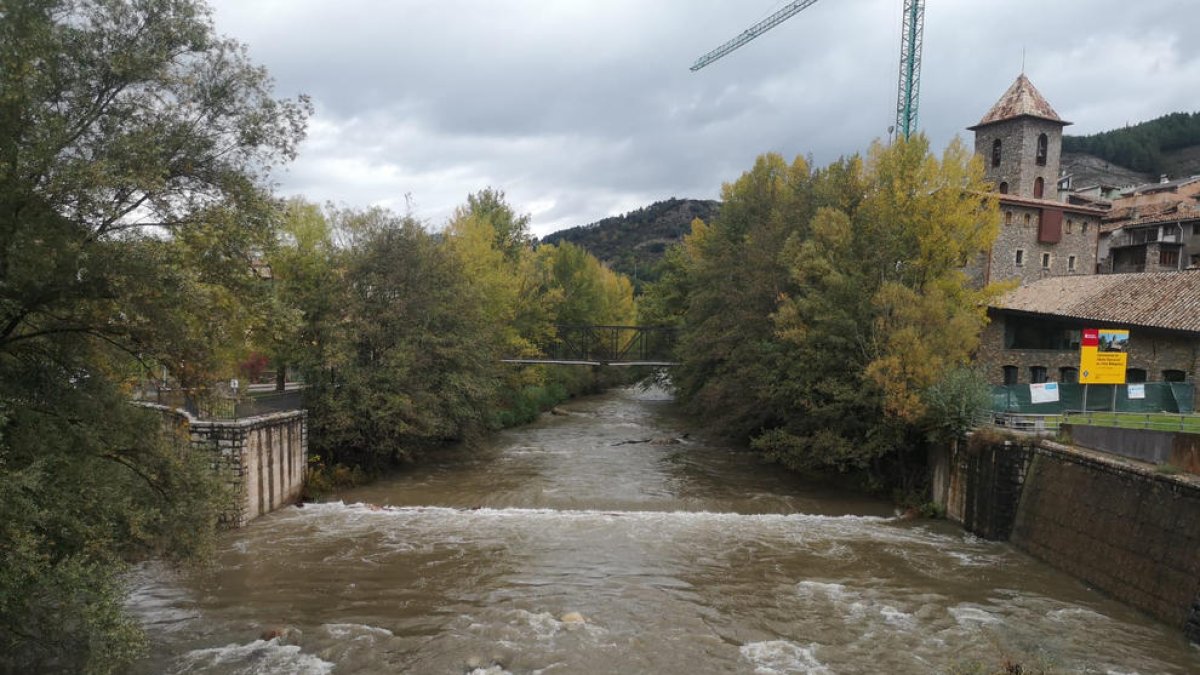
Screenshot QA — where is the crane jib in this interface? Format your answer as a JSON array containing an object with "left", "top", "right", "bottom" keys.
[{"left": 690, "top": 0, "right": 925, "bottom": 139}]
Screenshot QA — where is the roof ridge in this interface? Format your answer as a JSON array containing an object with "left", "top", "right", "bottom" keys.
[{"left": 969, "top": 74, "right": 1069, "bottom": 129}]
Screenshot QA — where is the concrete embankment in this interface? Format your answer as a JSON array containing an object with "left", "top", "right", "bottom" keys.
[{"left": 933, "top": 434, "right": 1200, "bottom": 643}]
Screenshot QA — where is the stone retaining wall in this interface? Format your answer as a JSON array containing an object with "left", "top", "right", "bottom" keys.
[
  {"left": 936, "top": 435, "right": 1200, "bottom": 643},
  {"left": 187, "top": 411, "right": 307, "bottom": 526}
]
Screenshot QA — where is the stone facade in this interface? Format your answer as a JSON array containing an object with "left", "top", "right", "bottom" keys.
[
  {"left": 188, "top": 410, "right": 308, "bottom": 526},
  {"left": 986, "top": 200, "right": 1101, "bottom": 284},
  {"left": 973, "top": 116, "right": 1065, "bottom": 200},
  {"left": 978, "top": 309, "right": 1200, "bottom": 388},
  {"left": 968, "top": 75, "right": 1108, "bottom": 286}
]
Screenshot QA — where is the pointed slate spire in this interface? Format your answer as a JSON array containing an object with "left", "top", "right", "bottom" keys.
[{"left": 968, "top": 74, "right": 1070, "bottom": 130}]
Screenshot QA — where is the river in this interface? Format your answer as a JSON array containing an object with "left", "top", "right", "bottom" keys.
[{"left": 129, "top": 387, "right": 1200, "bottom": 674}]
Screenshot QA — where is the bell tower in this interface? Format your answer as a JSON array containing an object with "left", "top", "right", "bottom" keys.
[{"left": 968, "top": 75, "right": 1070, "bottom": 200}]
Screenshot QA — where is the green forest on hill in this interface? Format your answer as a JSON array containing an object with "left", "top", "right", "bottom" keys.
[
  {"left": 1063, "top": 111, "right": 1200, "bottom": 174},
  {"left": 540, "top": 198, "right": 719, "bottom": 291}
]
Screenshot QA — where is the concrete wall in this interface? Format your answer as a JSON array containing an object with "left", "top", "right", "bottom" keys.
[
  {"left": 1066, "top": 424, "right": 1200, "bottom": 472},
  {"left": 188, "top": 411, "right": 307, "bottom": 526},
  {"left": 936, "top": 436, "right": 1200, "bottom": 643}
]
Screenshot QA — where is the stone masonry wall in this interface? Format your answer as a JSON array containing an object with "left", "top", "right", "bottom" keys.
[
  {"left": 939, "top": 435, "right": 1200, "bottom": 642},
  {"left": 987, "top": 205, "right": 1099, "bottom": 286},
  {"left": 188, "top": 411, "right": 307, "bottom": 526},
  {"left": 975, "top": 117, "right": 1063, "bottom": 200},
  {"left": 976, "top": 313, "right": 1200, "bottom": 391},
  {"left": 1011, "top": 441, "right": 1200, "bottom": 641}
]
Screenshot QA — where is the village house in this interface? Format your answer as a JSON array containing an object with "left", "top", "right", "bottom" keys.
[
  {"left": 1098, "top": 175, "right": 1200, "bottom": 273},
  {"left": 977, "top": 270, "right": 1200, "bottom": 398}
]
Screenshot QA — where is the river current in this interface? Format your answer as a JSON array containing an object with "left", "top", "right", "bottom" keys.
[{"left": 129, "top": 387, "right": 1200, "bottom": 674}]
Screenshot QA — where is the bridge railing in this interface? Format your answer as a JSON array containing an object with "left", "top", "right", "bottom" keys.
[{"left": 512, "top": 325, "right": 679, "bottom": 365}]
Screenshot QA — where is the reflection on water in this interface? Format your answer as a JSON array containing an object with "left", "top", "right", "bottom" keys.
[{"left": 129, "top": 387, "right": 1200, "bottom": 674}]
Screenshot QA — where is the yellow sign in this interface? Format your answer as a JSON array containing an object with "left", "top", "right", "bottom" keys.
[{"left": 1079, "top": 328, "right": 1129, "bottom": 384}]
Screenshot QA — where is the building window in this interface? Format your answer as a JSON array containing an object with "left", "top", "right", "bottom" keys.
[
  {"left": 1036, "top": 133, "right": 1048, "bottom": 166},
  {"left": 1068, "top": 255, "right": 1076, "bottom": 272},
  {"left": 999, "top": 181, "right": 1009, "bottom": 194},
  {"left": 1041, "top": 252, "right": 1051, "bottom": 269},
  {"left": 1003, "top": 365, "right": 1019, "bottom": 385},
  {"left": 1024, "top": 213, "right": 1032, "bottom": 226},
  {"left": 1059, "top": 367, "right": 1078, "bottom": 383},
  {"left": 1160, "top": 249, "right": 1179, "bottom": 267},
  {"left": 1015, "top": 249, "right": 1024, "bottom": 266},
  {"left": 1082, "top": 221, "right": 1089, "bottom": 234},
  {"left": 1034, "top": 176, "right": 1045, "bottom": 199},
  {"left": 1004, "top": 210, "right": 1013, "bottom": 225},
  {"left": 1193, "top": 223, "right": 1200, "bottom": 236},
  {"left": 1003, "top": 317, "right": 1081, "bottom": 350},
  {"left": 1030, "top": 366, "right": 1048, "bottom": 383},
  {"left": 1065, "top": 219, "right": 1073, "bottom": 234},
  {"left": 1163, "top": 369, "right": 1187, "bottom": 382},
  {"left": 992, "top": 139, "right": 1002, "bottom": 167},
  {"left": 1126, "top": 368, "right": 1147, "bottom": 383}
]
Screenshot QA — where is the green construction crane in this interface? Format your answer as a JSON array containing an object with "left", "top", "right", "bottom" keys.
[{"left": 691, "top": 0, "right": 926, "bottom": 140}]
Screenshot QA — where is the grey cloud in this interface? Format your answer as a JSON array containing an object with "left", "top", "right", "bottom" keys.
[{"left": 210, "top": 0, "right": 1200, "bottom": 236}]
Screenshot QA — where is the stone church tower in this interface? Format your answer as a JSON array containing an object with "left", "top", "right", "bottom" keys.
[
  {"left": 966, "top": 75, "right": 1104, "bottom": 287},
  {"left": 968, "top": 74, "right": 1069, "bottom": 200}
]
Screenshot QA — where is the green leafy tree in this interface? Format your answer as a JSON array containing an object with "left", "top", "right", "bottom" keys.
[
  {"left": 300, "top": 210, "right": 503, "bottom": 469},
  {"left": 0, "top": 0, "right": 309, "bottom": 670},
  {"left": 648, "top": 137, "right": 1001, "bottom": 485}
]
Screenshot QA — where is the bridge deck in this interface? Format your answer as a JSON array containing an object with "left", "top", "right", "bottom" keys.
[{"left": 500, "top": 359, "right": 679, "bottom": 367}]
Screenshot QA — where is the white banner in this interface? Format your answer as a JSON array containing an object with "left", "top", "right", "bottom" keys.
[
  {"left": 1029, "top": 382, "right": 1060, "bottom": 404},
  {"left": 1127, "top": 383, "right": 1145, "bottom": 400}
]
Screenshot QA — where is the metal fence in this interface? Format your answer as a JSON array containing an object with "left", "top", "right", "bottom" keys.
[{"left": 136, "top": 386, "right": 305, "bottom": 420}]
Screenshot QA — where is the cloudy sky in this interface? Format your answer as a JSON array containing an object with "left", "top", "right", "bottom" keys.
[{"left": 208, "top": 0, "right": 1200, "bottom": 237}]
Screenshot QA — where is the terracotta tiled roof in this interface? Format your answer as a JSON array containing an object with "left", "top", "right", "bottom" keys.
[
  {"left": 991, "top": 270, "right": 1200, "bottom": 333},
  {"left": 969, "top": 74, "right": 1069, "bottom": 130},
  {"left": 1100, "top": 203, "right": 1200, "bottom": 233},
  {"left": 1127, "top": 175, "right": 1200, "bottom": 195},
  {"left": 997, "top": 193, "right": 1106, "bottom": 214}
]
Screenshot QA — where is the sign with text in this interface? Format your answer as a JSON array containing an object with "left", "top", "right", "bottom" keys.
[
  {"left": 1029, "top": 382, "right": 1060, "bottom": 404},
  {"left": 1079, "top": 328, "right": 1129, "bottom": 384},
  {"left": 1127, "top": 383, "right": 1145, "bottom": 400}
]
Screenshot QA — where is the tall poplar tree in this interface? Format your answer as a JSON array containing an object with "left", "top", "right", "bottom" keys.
[{"left": 0, "top": 1, "right": 309, "bottom": 669}]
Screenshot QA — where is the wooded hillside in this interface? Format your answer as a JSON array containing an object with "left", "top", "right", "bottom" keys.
[
  {"left": 540, "top": 198, "right": 720, "bottom": 290},
  {"left": 1063, "top": 111, "right": 1200, "bottom": 175}
]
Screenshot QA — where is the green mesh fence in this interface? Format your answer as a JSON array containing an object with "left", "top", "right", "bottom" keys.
[{"left": 992, "top": 382, "right": 1196, "bottom": 414}]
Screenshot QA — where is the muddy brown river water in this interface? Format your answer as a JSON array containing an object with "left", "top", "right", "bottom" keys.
[{"left": 129, "top": 387, "right": 1200, "bottom": 673}]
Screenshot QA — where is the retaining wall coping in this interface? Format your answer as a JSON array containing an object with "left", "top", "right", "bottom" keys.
[
  {"left": 185, "top": 409, "right": 307, "bottom": 432},
  {"left": 1035, "top": 439, "right": 1200, "bottom": 496}
]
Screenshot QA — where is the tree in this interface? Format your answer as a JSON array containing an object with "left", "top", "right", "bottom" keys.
[
  {"left": 0, "top": 0, "right": 309, "bottom": 670},
  {"left": 648, "top": 137, "right": 1002, "bottom": 484},
  {"left": 300, "top": 209, "right": 503, "bottom": 469}
]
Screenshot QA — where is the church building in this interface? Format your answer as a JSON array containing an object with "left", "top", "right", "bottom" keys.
[{"left": 968, "top": 75, "right": 1106, "bottom": 285}]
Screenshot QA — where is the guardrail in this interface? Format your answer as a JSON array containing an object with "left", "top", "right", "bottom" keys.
[
  {"left": 992, "top": 412, "right": 1062, "bottom": 433},
  {"left": 992, "top": 411, "right": 1200, "bottom": 434},
  {"left": 1061, "top": 410, "right": 1200, "bottom": 433},
  {"left": 135, "top": 386, "right": 305, "bottom": 421}
]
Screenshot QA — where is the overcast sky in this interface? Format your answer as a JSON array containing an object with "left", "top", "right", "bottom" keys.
[{"left": 207, "top": 0, "right": 1200, "bottom": 237}]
